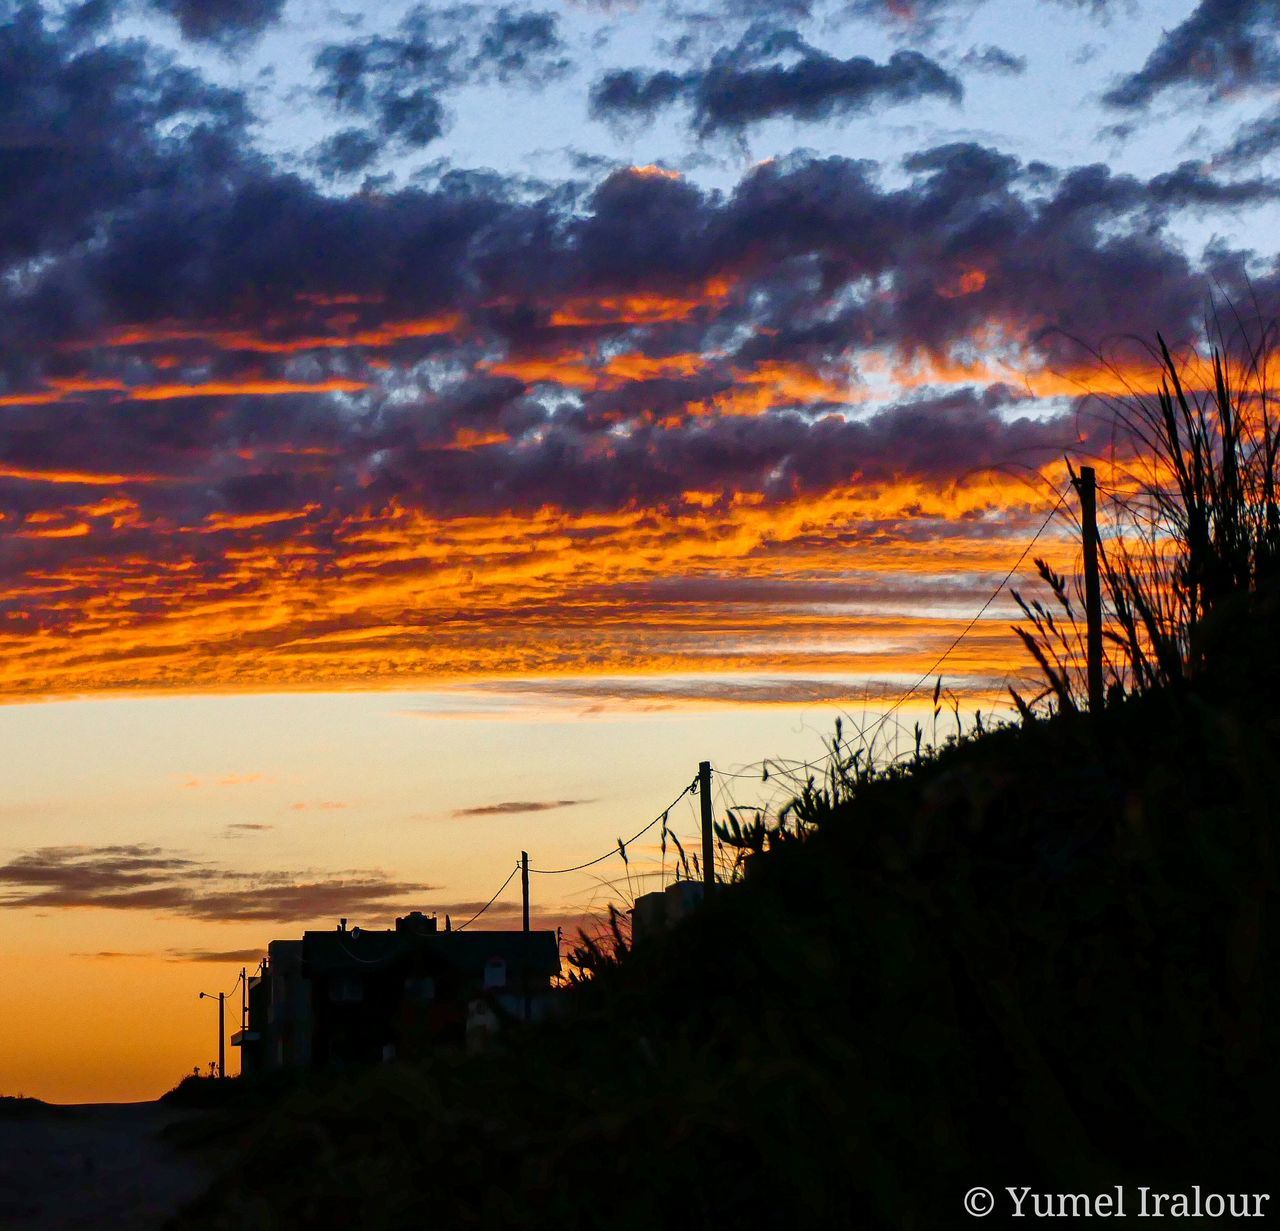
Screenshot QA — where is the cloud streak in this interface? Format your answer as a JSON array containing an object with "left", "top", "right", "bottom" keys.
[
  {"left": 450, "top": 799, "right": 593, "bottom": 817},
  {"left": 0, "top": 844, "right": 435, "bottom": 923}
]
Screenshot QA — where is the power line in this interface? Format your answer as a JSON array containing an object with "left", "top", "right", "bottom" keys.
[
  {"left": 456, "top": 862, "right": 520, "bottom": 930},
  {"left": 528, "top": 778, "right": 698, "bottom": 875},
  {"left": 714, "top": 484, "right": 1073, "bottom": 783},
  {"left": 857, "top": 483, "right": 1071, "bottom": 746}
]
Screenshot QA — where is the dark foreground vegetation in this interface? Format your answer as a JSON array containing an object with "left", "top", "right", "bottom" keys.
[
  {"left": 0, "top": 1095, "right": 55, "bottom": 1118},
  {"left": 177, "top": 322, "right": 1277, "bottom": 1229},
  {"left": 178, "top": 612, "right": 1276, "bottom": 1230}
]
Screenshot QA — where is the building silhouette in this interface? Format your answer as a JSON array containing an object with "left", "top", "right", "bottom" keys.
[{"left": 235, "top": 912, "right": 559, "bottom": 1071}]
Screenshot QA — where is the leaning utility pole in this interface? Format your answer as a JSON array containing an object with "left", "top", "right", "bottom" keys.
[
  {"left": 698, "top": 760, "right": 714, "bottom": 893},
  {"left": 1075, "top": 465, "right": 1105, "bottom": 713}
]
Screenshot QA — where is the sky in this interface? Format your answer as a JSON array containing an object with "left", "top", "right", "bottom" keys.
[{"left": 1, "top": 0, "right": 1278, "bottom": 1101}]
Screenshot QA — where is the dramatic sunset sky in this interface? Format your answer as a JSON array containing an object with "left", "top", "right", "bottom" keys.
[{"left": 1, "top": 0, "right": 1278, "bottom": 1101}]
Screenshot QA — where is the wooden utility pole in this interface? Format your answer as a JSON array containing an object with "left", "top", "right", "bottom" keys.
[
  {"left": 239, "top": 967, "right": 247, "bottom": 1077},
  {"left": 1075, "top": 465, "right": 1105, "bottom": 713},
  {"left": 521, "top": 850, "right": 530, "bottom": 933},
  {"left": 199, "top": 990, "right": 226, "bottom": 1078},
  {"left": 520, "top": 851, "right": 532, "bottom": 1023},
  {"left": 698, "top": 760, "right": 714, "bottom": 893}
]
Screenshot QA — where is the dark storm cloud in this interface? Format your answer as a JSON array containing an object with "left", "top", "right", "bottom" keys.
[
  {"left": 0, "top": 844, "right": 434, "bottom": 922},
  {"left": 590, "top": 36, "right": 962, "bottom": 135},
  {"left": 1103, "top": 0, "right": 1280, "bottom": 109},
  {"left": 0, "top": 0, "right": 1272, "bottom": 627},
  {"left": 1146, "top": 159, "right": 1278, "bottom": 211},
  {"left": 1, "top": 142, "right": 1266, "bottom": 537},
  {"left": 1214, "top": 105, "right": 1280, "bottom": 168},
  {"left": 312, "top": 127, "right": 382, "bottom": 179},
  {"left": 691, "top": 46, "right": 963, "bottom": 133},
  {"left": 720, "top": 0, "right": 814, "bottom": 16},
  {"left": 375, "top": 87, "right": 447, "bottom": 149},
  {"left": 961, "top": 45, "right": 1027, "bottom": 75},
  {"left": 312, "top": 4, "right": 568, "bottom": 152},
  {"left": 0, "top": 5, "right": 249, "bottom": 269},
  {"left": 589, "top": 68, "right": 687, "bottom": 123},
  {"left": 696, "top": 147, "right": 1226, "bottom": 366},
  {"left": 354, "top": 388, "right": 1093, "bottom": 517},
  {"left": 149, "top": 0, "right": 287, "bottom": 47},
  {"left": 475, "top": 8, "right": 566, "bottom": 80},
  {"left": 61, "top": 0, "right": 116, "bottom": 40},
  {"left": 2, "top": 0, "right": 1246, "bottom": 385}
]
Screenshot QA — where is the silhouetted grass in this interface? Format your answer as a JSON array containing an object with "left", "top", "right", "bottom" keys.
[{"left": 1016, "top": 309, "right": 1280, "bottom": 710}]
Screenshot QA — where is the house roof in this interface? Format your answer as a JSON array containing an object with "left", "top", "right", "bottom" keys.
[{"left": 300, "top": 928, "right": 560, "bottom": 979}]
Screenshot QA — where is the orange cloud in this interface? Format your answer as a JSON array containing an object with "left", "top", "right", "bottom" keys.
[
  {"left": 486, "top": 351, "right": 598, "bottom": 387},
  {"left": 0, "top": 377, "right": 127, "bottom": 405},
  {"left": 548, "top": 277, "right": 732, "bottom": 327},
  {"left": 0, "top": 467, "right": 1077, "bottom": 701},
  {"left": 0, "top": 376, "right": 370, "bottom": 410},
  {"left": 487, "top": 347, "right": 710, "bottom": 389},
  {"left": 0, "top": 465, "right": 159, "bottom": 486},
  {"left": 202, "top": 507, "right": 319, "bottom": 533},
  {"left": 440, "top": 428, "right": 510, "bottom": 450},
  {"left": 938, "top": 269, "right": 988, "bottom": 299},
  {"left": 626, "top": 165, "right": 682, "bottom": 180},
  {"left": 17, "top": 521, "right": 92, "bottom": 539},
  {"left": 600, "top": 351, "right": 705, "bottom": 382},
  {"left": 128, "top": 378, "right": 368, "bottom": 400},
  {"left": 92, "top": 314, "right": 459, "bottom": 355}
]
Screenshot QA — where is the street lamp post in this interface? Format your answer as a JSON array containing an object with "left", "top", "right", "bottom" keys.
[{"left": 198, "top": 991, "right": 226, "bottom": 1078}]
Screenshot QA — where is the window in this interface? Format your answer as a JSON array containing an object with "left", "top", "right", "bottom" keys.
[
  {"left": 404, "top": 976, "right": 436, "bottom": 1003},
  {"left": 483, "top": 957, "right": 507, "bottom": 989},
  {"left": 329, "top": 976, "right": 363, "bottom": 1003}
]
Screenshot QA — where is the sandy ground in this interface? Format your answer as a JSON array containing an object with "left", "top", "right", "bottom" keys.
[{"left": 0, "top": 1103, "right": 211, "bottom": 1231}]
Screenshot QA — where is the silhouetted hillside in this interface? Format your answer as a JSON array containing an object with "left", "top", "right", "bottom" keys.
[
  {"left": 178, "top": 596, "right": 1278, "bottom": 1230},
  {"left": 0, "top": 1096, "right": 54, "bottom": 1119}
]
